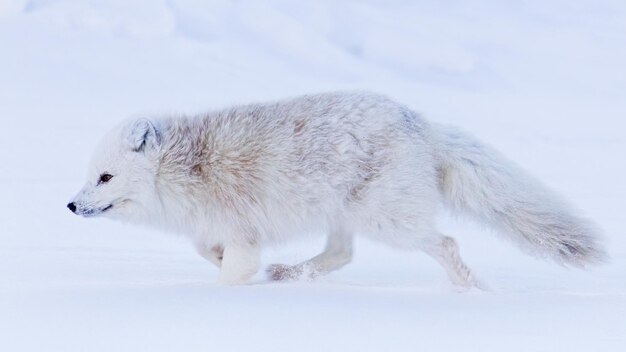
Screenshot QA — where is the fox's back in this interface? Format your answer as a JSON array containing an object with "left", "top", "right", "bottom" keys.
[{"left": 156, "top": 91, "right": 438, "bottom": 240}]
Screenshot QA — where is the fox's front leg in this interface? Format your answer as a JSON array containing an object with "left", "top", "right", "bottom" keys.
[
  {"left": 217, "top": 242, "right": 261, "bottom": 285},
  {"left": 195, "top": 243, "right": 224, "bottom": 268}
]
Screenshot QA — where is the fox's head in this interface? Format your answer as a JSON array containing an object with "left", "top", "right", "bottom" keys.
[{"left": 68, "top": 119, "right": 162, "bottom": 222}]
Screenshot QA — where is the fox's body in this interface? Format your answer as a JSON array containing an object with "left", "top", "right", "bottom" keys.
[{"left": 69, "top": 92, "right": 605, "bottom": 286}]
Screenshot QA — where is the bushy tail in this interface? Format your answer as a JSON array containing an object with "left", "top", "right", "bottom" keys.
[{"left": 432, "top": 124, "right": 606, "bottom": 267}]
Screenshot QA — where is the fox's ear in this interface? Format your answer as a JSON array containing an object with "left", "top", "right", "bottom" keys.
[{"left": 128, "top": 118, "right": 161, "bottom": 152}]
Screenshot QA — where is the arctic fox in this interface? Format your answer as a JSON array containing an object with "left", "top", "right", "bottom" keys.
[{"left": 68, "top": 92, "right": 605, "bottom": 286}]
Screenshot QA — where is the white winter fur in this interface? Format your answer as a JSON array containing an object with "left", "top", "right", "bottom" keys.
[{"left": 69, "top": 92, "right": 605, "bottom": 286}]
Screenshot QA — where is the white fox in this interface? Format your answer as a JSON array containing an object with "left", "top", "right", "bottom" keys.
[{"left": 68, "top": 92, "right": 605, "bottom": 286}]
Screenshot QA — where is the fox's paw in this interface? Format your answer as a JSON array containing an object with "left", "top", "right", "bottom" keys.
[
  {"left": 266, "top": 264, "right": 303, "bottom": 281},
  {"left": 451, "top": 275, "right": 489, "bottom": 293}
]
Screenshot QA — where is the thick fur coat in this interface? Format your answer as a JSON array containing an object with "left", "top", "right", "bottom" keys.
[{"left": 69, "top": 92, "right": 605, "bottom": 285}]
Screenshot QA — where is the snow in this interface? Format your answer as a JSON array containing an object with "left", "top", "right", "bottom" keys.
[{"left": 1, "top": 1, "right": 625, "bottom": 351}]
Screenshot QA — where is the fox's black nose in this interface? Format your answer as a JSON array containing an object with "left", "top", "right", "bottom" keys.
[{"left": 67, "top": 202, "right": 77, "bottom": 213}]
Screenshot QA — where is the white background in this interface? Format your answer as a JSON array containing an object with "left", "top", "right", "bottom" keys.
[{"left": 1, "top": 1, "right": 625, "bottom": 351}]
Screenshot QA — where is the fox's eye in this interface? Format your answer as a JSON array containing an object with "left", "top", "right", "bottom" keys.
[{"left": 99, "top": 173, "right": 113, "bottom": 184}]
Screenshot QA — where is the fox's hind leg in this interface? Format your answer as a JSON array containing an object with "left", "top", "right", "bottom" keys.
[
  {"left": 419, "top": 232, "right": 481, "bottom": 289},
  {"left": 267, "top": 226, "right": 353, "bottom": 281}
]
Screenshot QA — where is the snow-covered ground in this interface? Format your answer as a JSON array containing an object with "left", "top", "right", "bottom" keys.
[{"left": 1, "top": 1, "right": 625, "bottom": 351}]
